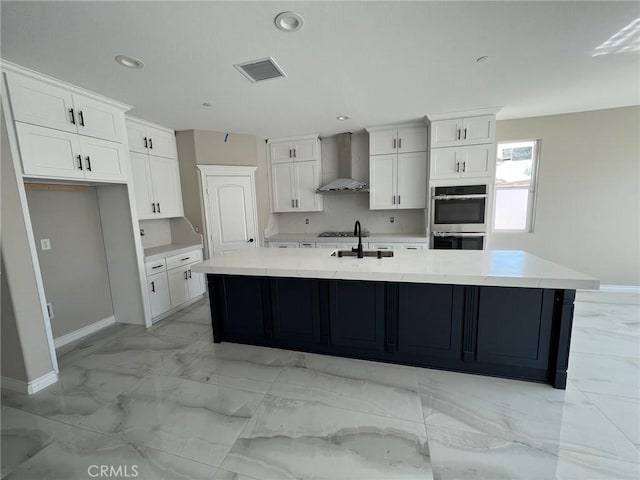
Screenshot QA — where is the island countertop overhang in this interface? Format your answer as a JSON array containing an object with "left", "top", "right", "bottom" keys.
[{"left": 192, "top": 248, "right": 599, "bottom": 290}]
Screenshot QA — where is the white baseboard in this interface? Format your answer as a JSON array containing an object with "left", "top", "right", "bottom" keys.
[
  {"left": 150, "top": 294, "right": 206, "bottom": 325},
  {"left": 54, "top": 315, "right": 116, "bottom": 349},
  {"left": 2, "top": 370, "right": 58, "bottom": 395},
  {"left": 598, "top": 285, "right": 640, "bottom": 294}
]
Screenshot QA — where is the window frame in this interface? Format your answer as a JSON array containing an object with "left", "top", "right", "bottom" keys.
[{"left": 492, "top": 139, "right": 541, "bottom": 233}]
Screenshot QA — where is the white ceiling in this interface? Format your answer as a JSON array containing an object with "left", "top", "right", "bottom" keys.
[{"left": 2, "top": 1, "right": 639, "bottom": 139}]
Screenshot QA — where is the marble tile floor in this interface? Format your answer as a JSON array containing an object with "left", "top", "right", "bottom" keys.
[{"left": 2, "top": 292, "right": 639, "bottom": 479}]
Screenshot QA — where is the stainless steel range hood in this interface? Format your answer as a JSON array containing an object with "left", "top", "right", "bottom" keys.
[{"left": 316, "top": 133, "right": 369, "bottom": 194}]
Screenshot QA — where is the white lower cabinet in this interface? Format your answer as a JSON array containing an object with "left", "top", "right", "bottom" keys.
[
  {"left": 147, "top": 272, "right": 171, "bottom": 318},
  {"left": 269, "top": 240, "right": 428, "bottom": 250},
  {"left": 269, "top": 242, "right": 300, "bottom": 248},
  {"left": 168, "top": 266, "right": 190, "bottom": 307}
]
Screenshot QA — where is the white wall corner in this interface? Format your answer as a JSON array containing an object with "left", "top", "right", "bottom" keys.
[{"left": 2, "top": 370, "right": 59, "bottom": 395}]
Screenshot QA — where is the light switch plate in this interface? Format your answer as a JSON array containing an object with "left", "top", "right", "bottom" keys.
[{"left": 40, "top": 238, "right": 51, "bottom": 250}]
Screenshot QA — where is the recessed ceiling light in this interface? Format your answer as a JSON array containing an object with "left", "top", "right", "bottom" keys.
[
  {"left": 476, "top": 55, "right": 489, "bottom": 63},
  {"left": 274, "top": 12, "right": 304, "bottom": 32},
  {"left": 202, "top": 102, "right": 212, "bottom": 107},
  {"left": 115, "top": 55, "right": 144, "bottom": 68},
  {"left": 336, "top": 115, "right": 349, "bottom": 121}
]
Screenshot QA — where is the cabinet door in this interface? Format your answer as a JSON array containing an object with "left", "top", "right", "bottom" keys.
[
  {"left": 461, "top": 115, "right": 494, "bottom": 145},
  {"left": 271, "top": 278, "right": 321, "bottom": 347},
  {"left": 429, "top": 148, "right": 460, "bottom": 180},
  {"left": 72, "top": 93, "right": 125, "bottom": 143},
  {"left": 168, "top": 266, "right": 190, "bottom": 308},
  {"left": 148, "top": 272, "right": 171, "bottom": 318},
  {"left": 222, "top": 276, "right": 269, "bottom": 343},
  {"left": 79, "top": 136, "right": 128, "bottom": 182},
  {"left": 292, "top": 138, "right": 319, "bottom": 162},
  {"left": 129, "top": 152, "right": 155, "bottom": 219},
  {"left": 329, "top": 281, "right": 385, "bottom": 353},
  {"left": 460, "top": 144, "right": 492, "bottom": 178},
  {"left": 15, "top": 123, "right": 84, "bottom": 179},
  {"left": 397, "top": 127, "right": 427, "bottom": 153},
  {"left": 6, "top": 73, "right": 77, "bottom": 133},
  {"left": 396, "top": 152, "right": 426, "bottom": 209},
  {"left": 430, "top": 119, "right": 462, "bottom": 148},
  {"left": 187, "top": 269, "right": 206, "bottom": 300},
  {"left": 126, "top": 120, "right": 149, "bottom": 154},
  {"left": 149, "top": 157, "right": 184, "bottom": 218},
  {"left": 369, "top": 154, "right": 397, "bottom": 210},
  {"left": 369, "top": 129, "right": 397, "bottom": 155},
  {"left": 398, "top": 284, "right": 463, "bottom": 358},
  {"left": 270, "top": 141, "right": 293, "bottom": 164},
  {"left": 294, "top": 161, "right": 322, "bottom": 212},
  {"left": 146, "top": 126, "right": 176, "bottom": 159},
  {"left": 271, "top": 163, "right": 295, "bottom": 212}
]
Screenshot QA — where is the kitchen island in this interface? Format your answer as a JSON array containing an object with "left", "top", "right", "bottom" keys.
[{"left": 192, "top": 248, "right": 598, "bottom": 389}]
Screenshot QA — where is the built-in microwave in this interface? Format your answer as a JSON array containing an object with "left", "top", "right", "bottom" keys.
[{"left": 430, "top": 184, "right": 487, "bottom": 233}]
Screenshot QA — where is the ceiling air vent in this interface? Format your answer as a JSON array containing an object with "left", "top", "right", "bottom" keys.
[{"left": 234, "top": 57, "right": 286, "bottom": 83}]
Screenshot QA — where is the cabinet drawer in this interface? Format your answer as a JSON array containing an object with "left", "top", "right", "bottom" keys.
[
  {"left": 166, "top": 250, "right": 202, "bottom": 270},
  {"left": 269, "top": 242, "right": 300, "bottom": 248},
  {"left": 145, "top": 259, "right": 167, "bottom": 275}
]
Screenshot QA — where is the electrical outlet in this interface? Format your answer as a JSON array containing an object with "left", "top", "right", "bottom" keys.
[
  {"left": 139, "top": 228, "right": 145, "bottom": 236},
  {"left": 390, "top": 217, "right": 395, "bottom": 223},
  {"left": 195, "top": 225, "right": 200, "bottom": 233},
  {"left": 40, "top": 238, "right": 51, "bottom": 250},
  {"left": 46, "top": 302, "right": 54, "bottom": 320},
  {"left": 305, "top": 218, "right": 310, "bottom": 225}
]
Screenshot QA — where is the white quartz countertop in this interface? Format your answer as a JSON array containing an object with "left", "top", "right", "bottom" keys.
[
  {"left": 144, "top": 243, "right": 203, "bottom": 262},
  {"left": 191, "top": 248, "right": 599, "bottom": 290},
  {"left": 266, "top": 233, "right": 429, "bottom": 243}
]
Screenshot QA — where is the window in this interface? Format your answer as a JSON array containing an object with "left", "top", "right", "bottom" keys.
[{"left": 493, "top": 140, "right": 540, "bottom": 232}]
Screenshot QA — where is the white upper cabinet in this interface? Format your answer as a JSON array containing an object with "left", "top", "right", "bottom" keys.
[
  {"left": 6, "top": 72, "right": 126, "bottom": 143},
  {"left": 269, "top": 135, "right": 320, "bottom": 164},
  {"left": 130, "top": 152, "right": 155, "bottom": 219},
  {"left": 16, "top": 122, "right": 126, "bottom": 182},
  {"left": 429, "top": 144, "right": 492, "bottom": 181},
  {"left": 369, "top": 126, "right": 428, "bottom": 155},
  {"left": 430, "top": 115, "right": 494, "bottom": 148},
  {"left": 268, "top": 135, "right": 322, "bottom": 212},
  {"left": 369, "top": 154, "right": 396, "bottom": 209},
  {"left": 126, "top": 118, "right": 176, "bottom": 159}
]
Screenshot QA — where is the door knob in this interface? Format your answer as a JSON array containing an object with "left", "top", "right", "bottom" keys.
[{"left": 248, "top": 238, "right": 254, "bottom": 243}]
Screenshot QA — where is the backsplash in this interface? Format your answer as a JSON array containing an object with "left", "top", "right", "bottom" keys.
[
  {"left": 139, "top": 219, "right": 172, "bottom": 248},
  {"left": 273, "top": 132, "right": 427, "bottom": 235}
]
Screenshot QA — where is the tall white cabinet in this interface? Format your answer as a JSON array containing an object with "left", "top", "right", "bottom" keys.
[
  {"left": 268, "top": 134, "right": 323, "bottom": 212},
  {"left": 367, "top": 124, "right": 428, "bottom": 210}
]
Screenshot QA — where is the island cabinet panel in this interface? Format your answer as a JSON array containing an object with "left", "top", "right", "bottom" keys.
[
  {"left": 397, "top": 284, "right": 464, "bottom": 359},
  {"left": 219, "top": 276, "right": 271, "bottom": 344},
  {"left": 270, "top": 278, "right": 322, "bottom": 347},
  {"left": 328, "top": 281, "right": 386, "bottom": 353},
  {"left": 475, "top": 287, "right": 554, "bottom": 370}
]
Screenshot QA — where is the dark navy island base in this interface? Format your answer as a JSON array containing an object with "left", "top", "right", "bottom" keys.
[{"left": 206, "top": 274, "right": 576, "bottom": 389}]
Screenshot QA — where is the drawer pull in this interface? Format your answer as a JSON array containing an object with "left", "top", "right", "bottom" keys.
[
  {"left": 152, "top": 264, "right": 163, "bottom": 269},
  {"left": 181, "top": 257, "right": 191, "bottom": 261}
]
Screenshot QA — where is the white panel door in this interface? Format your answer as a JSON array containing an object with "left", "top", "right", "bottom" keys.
[
  {"left": 187, "top": 269, "right": 206, "bottom": 299},
  {"left": 294, "top": 161, "right": 322, "bottom": 211},
  {"left": 206, "top": 175, "right": 258, "bottom": 256},
  {"left": 149, "top": 157, "right": 184, "bottom": 218},
  {"left": 126, "top": 120, "right": 149, "bottom": 154},
  {"left": 270, "top": 141, "right": 293, "bottom": 164},
  {"left": 430, "top": 119, "right": 462, "bottom": 148},
  {"left": 396, "top": 152, "right": 427, "bottom": 209},
  {"left": 461, "top": 116, "right": 494, "bottom": 145},
  {"left": 15, "top": 122, "right": 84, "bottom": 179},
  {"left": 168, "top": 266, "right": 190, "bottom": 308},
  {"left": 146, "top": 126, "right": 176, "bottom": 159},
  {"left": 430, "top": 148, "right": 460, "bottom": 180},
  {"left": 292, "top": 138, "right": 318, "bottom": 162},
  {"left": 397, "top": 127, "right": 427, "bottom": 153},
  {"left": 148, "top": 272, "right": 171, "bottom": 318},
  {"left": 460, "top": 144, "right": 492, "bottom": 178},
  {"left": 79, "top": 136, "right": 128, "bottom": 182},
  {"left": 6, "top": 73, "right": 77, "bottom": 133},
  {"left": 369, "top": 129, "right": 397, "bottom": 155},
  {"left": 129, "top": 152, "right": 154, "bottom": 219},
  {"left": 369, "top": 154, "right": 396, "bottom": 210},
  {"left": 271, "top": 163, "right": 295, "bottom": 212},
  {"left": 72, "top": 94, "right": 124, "bottom": 143}
]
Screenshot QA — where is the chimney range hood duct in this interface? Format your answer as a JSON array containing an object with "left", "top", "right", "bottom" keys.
[{"left": 316, "top": 133, "right": 369, "bottom": 194}]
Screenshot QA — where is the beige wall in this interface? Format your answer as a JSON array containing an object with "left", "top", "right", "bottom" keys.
[
  {"left": 26, "top": 187, "right": 114, "bottom": 338},
  {"left": 491, "top": 106, "right": 640, "bottom": 286},
  {"left": 175, "top": 129, "right": 270, "bottom": 245},
  {"left": 1, "top": 104, "right": 55, "bottom": 381},
  {"left": 1, "top": 255, "right": 28, "bottom": 380}
]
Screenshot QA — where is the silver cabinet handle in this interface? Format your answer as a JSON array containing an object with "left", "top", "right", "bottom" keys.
[
  {"left": 393, "top": 138, "right": 396, "bottom": 149},
  {"left": 398, "top": 138, "right": 402, "bottom": 149}
]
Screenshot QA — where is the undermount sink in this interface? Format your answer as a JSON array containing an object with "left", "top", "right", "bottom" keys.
[{"left": 332, "top": 250, "right": 394, "bottom": 258}]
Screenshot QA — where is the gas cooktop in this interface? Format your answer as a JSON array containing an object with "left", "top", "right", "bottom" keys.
[{"left": 318, "top": 231, "right": 370, "bottom": 238}]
